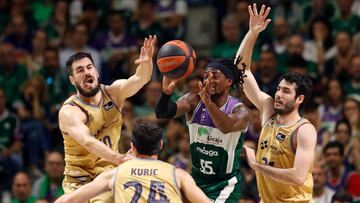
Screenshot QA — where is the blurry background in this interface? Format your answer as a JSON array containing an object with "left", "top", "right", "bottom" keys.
[{"left": 0, "top": 0, "right": 360, "bottom": 203}]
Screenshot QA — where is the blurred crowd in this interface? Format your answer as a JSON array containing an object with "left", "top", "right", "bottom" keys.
[{"left": 0, "top": 0, "right": 359, "bottom": 203}]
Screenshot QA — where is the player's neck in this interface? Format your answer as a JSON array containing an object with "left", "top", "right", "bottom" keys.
[
  {"left": 77, "top": 91, "right": 102, "bottom": 106},
  {"left": 211, "top": 93, "right": 228, "bottom": 107},
  {"left": 276, "top": 111, "right": 301, "bottom": 125},
  {"left": 136, "top": 154, "right": 158, "bottom": 160}
]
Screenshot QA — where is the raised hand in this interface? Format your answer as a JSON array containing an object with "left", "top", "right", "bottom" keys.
[
  {"left": 135, "top": 35, "right": 157, "bottom": 65},
  {"left": 162, "top": 75, "right": 179, "bottom": 95},
  {"left": 248, "top": 4, "right": 271, "bottom": 34},
  {"left": 198, "top": 72, "right": 212, "bottom": 105}
]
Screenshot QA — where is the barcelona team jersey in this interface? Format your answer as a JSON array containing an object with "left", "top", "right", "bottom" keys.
[
  {"left": 113, "top": 158, "right": 182, "bottom": 203},
  {"left": 256, "top": 116, "right": 314, "bottom": 203},
  {"left": 61, "top": 85, "right": 122, "bottom": 180}
]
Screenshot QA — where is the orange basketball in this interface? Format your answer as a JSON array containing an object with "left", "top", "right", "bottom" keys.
[{"left": 156, "top": 40, "right": 196, "bottom": 79}]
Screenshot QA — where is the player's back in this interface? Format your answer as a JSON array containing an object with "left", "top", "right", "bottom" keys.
[
  {"left": 113, "top": 158, "right": 182, "bottom": 203},
  {"left": 62, "top": 85, "right": 122, "bottom": 180}
]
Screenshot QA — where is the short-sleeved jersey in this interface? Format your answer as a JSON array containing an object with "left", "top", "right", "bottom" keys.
[
  {"left": 113, "top": 158, "right": 182, "bottom": 203},
  {"left": 61, "top": 85, "right": 122, "bottom": 179},
  {"left": 187, "top": 96, "right": 246, "bottom": 181},
  {"left": 256, "top": 116, "right": 314, "bottom": 203}
]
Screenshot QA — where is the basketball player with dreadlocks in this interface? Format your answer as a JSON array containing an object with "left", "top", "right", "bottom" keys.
[{"left": 155, "top": 58, "right": 250, "bottom": 202}]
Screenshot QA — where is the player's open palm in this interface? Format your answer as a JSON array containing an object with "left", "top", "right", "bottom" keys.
[
  {"left": 135, "top": 35, "right": 157, "bottom": 65},
  {"left": 249, "top": 4, "right": 271, "bottom": 34}
]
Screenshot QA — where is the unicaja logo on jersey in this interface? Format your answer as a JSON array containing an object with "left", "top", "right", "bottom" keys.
[
  {"left": 197, "top": 127, "right": 223, "bottom": 144},
  {"left": 196, "top": 147, "right": 219, "bottom": 157}
]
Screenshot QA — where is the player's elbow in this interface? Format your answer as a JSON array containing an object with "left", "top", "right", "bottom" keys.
[
  {"left": 83, "top": 138, "right": 93, "bottom": 150},
  {"left": 292, "top": 176, "right": 306, "bottom": 186}
]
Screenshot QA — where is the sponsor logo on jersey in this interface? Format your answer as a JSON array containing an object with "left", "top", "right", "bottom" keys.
[
  {"left": 197, "top": 127, "right": 223, "bottom": 144},
  {"left": 104, "top": 101, "right": 114, "bottom": 111},
  {"left": 276, "top": 133, "right": 286, "bottom": 141},
  {"left": 196, "top": 147, "right": 219, "bottom": 157},
  {"left": 260, "top": 140, "right": 268, "bottom": 150}
]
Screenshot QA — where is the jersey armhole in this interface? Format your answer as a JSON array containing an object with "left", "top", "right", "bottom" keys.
[
  {"left": 186, "top": 99, "right": 202, "bottom": 125},
  {"left": 172, "top": 167, "right": 182, "bottom": 200},
  {"left": 102, "top": 85, "right": 122, "bottom": 113},
  {"left": 289, "top": 121, "right": 310, "bottom": 154}
]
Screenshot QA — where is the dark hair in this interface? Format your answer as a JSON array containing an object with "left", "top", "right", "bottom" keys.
[
  {"left": 207, "top": 57, "right": 246, "bottom": 89},
  {"left": 308, "top": 16, "right": 333, "bottom": 50},
  {"left": 323, "top": 141, "right": 344, "bottom": 157},
  {"left": 331, "top": 190, "right": 353, "bottom": 203},
  {"left": 66, "top": 52, "right": 95, "bottom": 76},
  {"left": 131, "top": 122, "right": 163, "bottom": 155},
  {"left": 279, "top": 72, "right": 313, "bottom": 105},
  {"left": 335, "top": 119, "right": 352, "bottom": 136},
  {"left": 82, "top": 0, "right": 98, "bottom": 12},
  {"left": 138, "top": 0, "right": 156, "bottom": 7},
  {"left": 287, "top": 54, "right": 307, "bottom": 69}
]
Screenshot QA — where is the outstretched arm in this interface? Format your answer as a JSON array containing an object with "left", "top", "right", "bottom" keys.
[
  {"left": 55, "top": 168, "right": 116, "bottom": 203},
  {"left": 235, "top": 4, "right": 274, "bottom": 125},
  {"left": 244, "top": 123, "right": 317, "bottom": 186},
  {"left": 59, "top": 105, "right": 130, "bottom": 165},
  {"left": 176, "top": 168, "right": 213, "bottom": 203},
  {"left": 106, "top": 35, "right": 157, "bottom": 106}
]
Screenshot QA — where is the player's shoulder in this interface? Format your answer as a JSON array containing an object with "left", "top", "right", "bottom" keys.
[{"left": 59, "top": 102, "right": 85, "bottom": 122}]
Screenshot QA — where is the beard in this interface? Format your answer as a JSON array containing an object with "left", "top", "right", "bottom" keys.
[
  {"left": 274, "top": 99, "right": 296, "bottom": 115},
  {"left": 75, "top": 79, "right": 101, "bottom": 98}
]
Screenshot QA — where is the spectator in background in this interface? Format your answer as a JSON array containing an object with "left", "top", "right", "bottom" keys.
[
  {"left": 168, "top": 133, "right": 190, "bottom": 171},
  {"left": 342, "top": 97, "right": 360, "bottom": 137},
  {"left": 134, "top": 80, "right": 162, "bottom": 120},
  {"left": 212, "top": 14, "right": 241, "bottom": 58},
  {"left": 35, "top": 198, "right": 49, "bottom": 203},
  {"left": 332, "top": 0, "right": 360, "bottom": 35},
  {"left": 343, "top": 55, "right": 360, "bottom": 95},
  {"left": 271, "top": 0, "right": 302, "bottom": 32},
  {"left": 254, "top": 48, "right": 280, "bottom": 97},
  {"left": 334, "top": 120, "right": 355, "bottom": 170},
  {"left": 79, "top": 0, "right": 101, "bottom": 41},
  {"left": 270, "top": 17, "right": 289, "bottom": 73},
  {"left": 0, "top": 43, "right": 28, "bottom": 106},
  {"left": 92, "top": 10, "right": 137, "bottom": 83},
  {"left": 16, "top": 76, "right": 50, "bottom": 178},
  {"left": 32, "top": 151, "right": 64, "bottom": 202},
  {"left": 312, "top": 163, "right": 335, "bottom": 203},
  {"left": 304, "top": 16, "right": 334, "bottom": 73},
  {"left": 31, "top": 0, "right": 53, "bottom": 29},
  {"left": 130, "top": 0, "right": 167, "bottom": 46},
  {"left": 45, "top": 0, "right": 69, "bottom": 48},
  {"left": 59, "top": 22, "right": 101, "bottom": 75},
  {"left": 156, "top": 0, "right": 187, "bottom": 39},
  {"left": 287, "top": 35, "right": 318, "bottom": 78},
  {"left": 0, "top": 88, "right": 22, "bottom": 192},
  {"left": 25, "top": 30, "right": 48, "bottom": 74},
  {"left": 3, "top": 14, "right": 33, "bottom": 60},
  {"left": 324, "top": 31, "right": 354, "bottom": 83},
  {"left": 323, "top": 141, "right": 350, "bottom": 191},
  {"left": 331, "top": 190, "right": 353, "bottom": 203},
  {"left": 11, "top": 172, "right": 37, "bottom": 203},
  {"left": 301, "top": 0, "right": 336, "bottom": 28},
  {"left": 0, "top": 0, "right": 10, "bottom": 34},
  {"left": 234, "top": 0, "right": 249, "bottom": 37},
  {"left": 318, "top": 78, "right": 343, "bottom": 133},
  {"left": 303, "top": 101, "right": 330, "bottom": 150}
]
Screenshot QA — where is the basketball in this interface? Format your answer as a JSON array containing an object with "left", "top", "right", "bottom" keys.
[{"left": 156, "top": 40, "right": 196, "bottom": 79}]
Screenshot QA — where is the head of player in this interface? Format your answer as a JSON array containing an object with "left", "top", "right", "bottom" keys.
[
  {"left": 204, "top": 58, "right": 245, "bottom": 99},
  {"left": 273, "top": 72, "right": 313, "bottom": 115},
  {"left": 130, "top": 121, "right": 163, "bottom": 158},
  {"left": 66, "top": 52, "right": 100, "bottom": 98}
]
